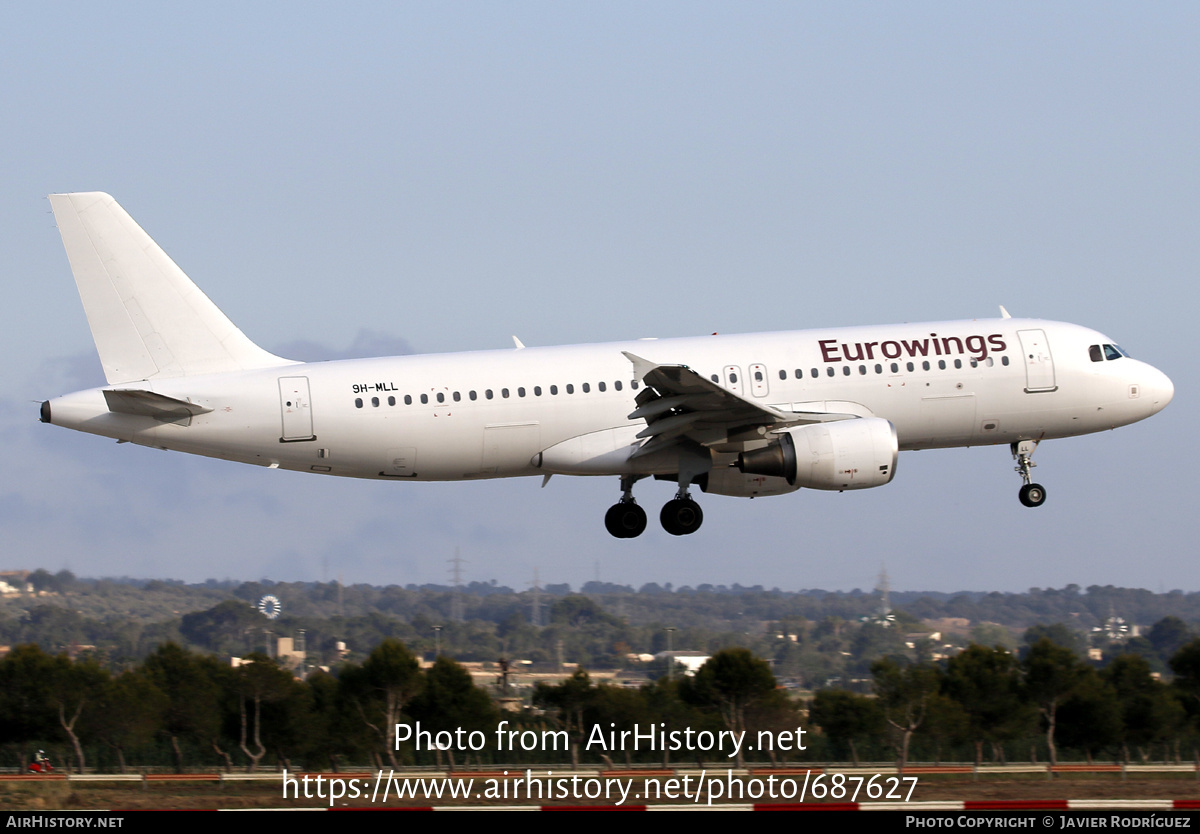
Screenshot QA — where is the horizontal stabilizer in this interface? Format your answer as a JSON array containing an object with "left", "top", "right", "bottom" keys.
[
  {"left": 103, "top": 389, "right": 212, "bottom": 425},
  {"left": 49, "top": 192, "right": 294, "bottom": 384}
]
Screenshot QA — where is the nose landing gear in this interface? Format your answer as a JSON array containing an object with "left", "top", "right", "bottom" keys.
[{"left": 1012, "top": 440, "right": 1047, "bottom": 507}]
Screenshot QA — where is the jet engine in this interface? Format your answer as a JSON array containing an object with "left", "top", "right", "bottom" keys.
[{"left": 736, "top": 418, "right": 898, "bottom": 490}]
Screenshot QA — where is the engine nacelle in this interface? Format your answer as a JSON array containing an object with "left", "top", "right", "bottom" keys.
[
  {"left": 698, "top": 467, "right": 800, "bottom": 498},
  {"left": 736, "top": 418, "right": 898, "bottom": 490}
]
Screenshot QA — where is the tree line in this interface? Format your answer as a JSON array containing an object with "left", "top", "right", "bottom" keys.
[{"left": 5, "top": 634, "right": 1200, "bottom": 773}]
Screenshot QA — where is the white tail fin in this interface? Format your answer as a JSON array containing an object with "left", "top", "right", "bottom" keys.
[{"left": 49, "top": 192, "right": 293, "bottom": 384}]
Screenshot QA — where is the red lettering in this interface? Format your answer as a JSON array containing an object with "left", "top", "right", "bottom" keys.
[{"left": 819, "top": 340, "right": 841, "bottom": 362}]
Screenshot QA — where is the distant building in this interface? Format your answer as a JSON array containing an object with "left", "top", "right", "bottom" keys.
[{"left": 654, "top": 651, "right": 711, "bottom": 676}]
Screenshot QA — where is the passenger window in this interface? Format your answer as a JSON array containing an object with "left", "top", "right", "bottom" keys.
[
  {"left": 436, "top": 393, "right": 444, "bottom": 403},
  {"left": 859, "top": 365, "right": 866, "bottom": 375},
  {"left": 778, "top": 369, "right": 786, "bottom": 380},
  {"left": 388, "top": 396, "right": 396, "bottom": 406},
  {"left": 534, "top": 386, "right": 542, "bottom": 396},
  {"left": 501, "top": 388, "right": 509, "bottom": 399},
  {"left": 795, "top": 369, "right": 803, "bottom": 379},
  {"left": 614, "top": 381, "right": 622, "bottom": 391},
  {"left": 938, "top": 360, "right": 946, "bottom": 370},
  {"left": 843, "top": 366, "right": 851, "bottom": 376},
  {"left": 404, "top": 395, "right": 412, "bottom": 405},
  {"left": 355, "top": 398, "right": 363, "bottom": 408},
  {"left": 566, "top": 384, "right": 574, "bottom": 394},
  {"left": 518, "top": 387, "right": 526, "bottom": 397},
  {"left": 485, "top": 389, "right": 493, "bottom": 399},
  {"left": 1089, "top": 344, "right": 1104, "bottom": 362},
  {"left": 469, "top": 390, "right": 477, "bottom": 400},
  {"left": 728, "top": 373, "right": 737, "bottom": 384},
  {"left": 922, "top": 361, "right": 930, "bottom": 371},
  {"left": 453, "top": 391, "right": 461, "bottom": 402},
  {"left": 598, "top": 381, "right": 606, "bottom": 392},
  {"left": 550, "top": 385, "right": 558, "bottom": 395},
  {"left": 754, "top": 370, "right": 763, "bottom": 381},
  {"left": 875, "top": 364, "right": 882, "bottom": 374},
  {"left": 372, "top": 397, "right": 380, "bottom": 407},
  {"left": 826, "top": 367, "right": 835, "bottom": 377},
  {"left": 890, "top": 363, "right": 898, "bottom": 373},
  {"left": 711, "top": 374, "right": 719, "bottom": 383},
  {"left": 954, "top": 359, "right": 962, "bottom": 369},
  {"left": 812, "top": 368, "right": 819, "bottom": 378},
  {"left": 420, "top": 393, "right": 428, "bottom": 404},
  {"left": 631, "top": 380, "right": 639, "bottom": 390},
  {"left": 1001, "top": 356, "right": 1009, "bottom": 366},
  {"left": 906, "top": 362, "right": 914, "bottom": 372},
  {"left": 582, "top": 383, "right": 590, "bottom": 393}
]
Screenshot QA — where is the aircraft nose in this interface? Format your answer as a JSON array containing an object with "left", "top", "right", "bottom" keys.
[{"left": 1144, "top": 365, "right": 1173, "bottom": 414}]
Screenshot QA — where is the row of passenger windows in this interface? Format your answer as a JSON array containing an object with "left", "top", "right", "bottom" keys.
[
  {"left": 724, "top": 355, "right": 1009, "bottom": 384},
  {"left": 354, "top": 355, "right": 1013, "bottom": 409},
  {"left": 355, "top": 379, "right": 639, "bottom": 409}
]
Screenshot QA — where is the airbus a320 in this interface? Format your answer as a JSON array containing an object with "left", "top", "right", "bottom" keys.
[{"left": 40, "top": 193, "right": 1174, "bottom": 538}]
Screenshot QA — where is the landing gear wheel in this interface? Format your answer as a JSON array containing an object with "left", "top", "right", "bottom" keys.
[
  {"left": 660, "top": 498, "right": 704, "bottom": 536},
  {"left": 605, "top": 502, "right": 647, "bottom": 538},
  {"left": 1019, "top": 483, "right": 1047, "bottom": 508}
]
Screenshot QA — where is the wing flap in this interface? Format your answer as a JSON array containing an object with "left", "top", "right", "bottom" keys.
[{"left": 621, "top": 351, "right": 867, "bottom": 461}]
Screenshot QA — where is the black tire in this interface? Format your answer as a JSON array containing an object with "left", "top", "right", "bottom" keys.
[
  {"left": 1019, "top": 483, "right": 1047, "bottom": 508},
  {"left": 660, "top": 498, "right": 704, "bottom": 536},
  {"left": 605, "top": 502, "right": 647, "bottom": 538}
]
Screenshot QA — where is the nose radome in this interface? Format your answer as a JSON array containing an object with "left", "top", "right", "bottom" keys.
[{"left": 1145, "top": 366, "right": 1174, "bottom": 413}]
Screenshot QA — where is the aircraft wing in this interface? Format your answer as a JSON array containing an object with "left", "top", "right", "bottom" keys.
[{"left": 622, "top": 352, "right": 856, "bottom": 459}]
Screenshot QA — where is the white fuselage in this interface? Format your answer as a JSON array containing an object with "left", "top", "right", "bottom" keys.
[{"left": 44, "top": 317, "right": 1173, "bottom": 486}]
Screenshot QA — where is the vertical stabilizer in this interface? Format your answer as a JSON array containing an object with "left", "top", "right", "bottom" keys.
[{"left": 49, "top": 192, "right": 293, "bottom": 384}]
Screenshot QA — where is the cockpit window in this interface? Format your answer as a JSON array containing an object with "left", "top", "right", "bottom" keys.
[
  {"left": 1089, "top": 345, "right": 1103, "bottom": 363},
  {"left": 1104, "top": 344, "right": 1127, "bottom": 360}
]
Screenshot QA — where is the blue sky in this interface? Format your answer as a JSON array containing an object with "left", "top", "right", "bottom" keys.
[{"left": 2, "top": 3, "right": 1196, "bottom": 593}]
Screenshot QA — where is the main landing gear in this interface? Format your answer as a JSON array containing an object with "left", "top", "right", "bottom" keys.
[
  {"left": 1012, "top": 440, "right": 1047, "bottom": 508},
  {"left": 605, "top": 476, "right": 648, "bottom": 538},
  {"left": 660, "top": 492, "right": 703, "bottom": 536},
  {"left": 604, "top": 476, "right": 704, "bottom": 538}
]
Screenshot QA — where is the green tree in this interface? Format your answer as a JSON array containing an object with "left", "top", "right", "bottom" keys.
[
  {"left": 680, "top": 648, "right": 779, "bottom": 768},
  {"left": 88, "top": 669, "right": 166, "bottom": 774},
  {"left": 232, "top": 653, "right": 297, "bottom": 772},
  {"left": 339, "top": 638, "right": 422, "bottom": 768},
  {"left": 1021, "top": 638, "right": 1088, "bottom": 767},
  {"left": 808, "top": 689, "right": 884, "bottom": 766},
  {"left": 1055, "top": 669, "right": 1122, "bottom": 764},
  {"left": 408, "top": 656, "right": 499, "bottom": 769},
  {"left": 943, "top": 644, "right": 1033, "bottom": 765},
  {"left": 142, "top": 643, "right": 223, "bottom": 773},
  {"left": 533, "top": 669, "right": 595, "bottom": 769},
  {"left": 871, "top": 658, "right": 941, "bottom": 772},
  {"left": 1103, "top": 654, "right": 1184, "bottom": 763}
]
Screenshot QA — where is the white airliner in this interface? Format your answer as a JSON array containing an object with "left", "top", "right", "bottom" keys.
[{"left": 40, "top": 193, "right": 1174, "bottom": 538}]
